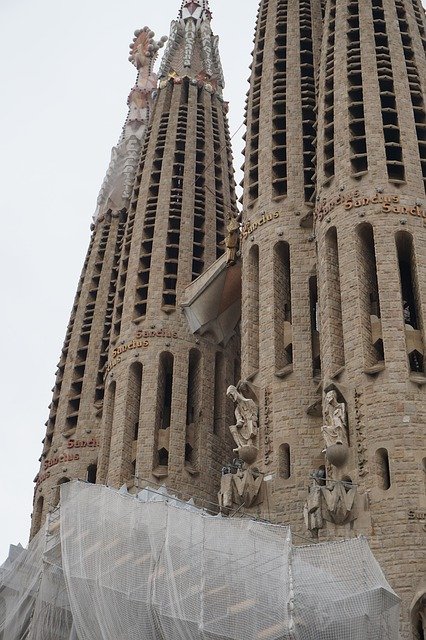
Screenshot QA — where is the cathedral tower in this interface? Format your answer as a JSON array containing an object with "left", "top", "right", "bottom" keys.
[
  {"left": 240, "top": 0, "right": 324, "bottom": 524},
  {"left": 32, "top": 1, "right": 239, "bottom": 536},
  {"left": 240, "top": 0, "right": 426, "bottom": 637},
  {"left": 314, "top": 0, "right": 426, "bottom": 635}
]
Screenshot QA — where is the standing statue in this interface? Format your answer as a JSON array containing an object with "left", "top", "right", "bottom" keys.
[
  {"left": 321, "top": 390, "right": 348, "bottom": 451},
  {"left": 226, "top": 385, "right": 259, "bottom": 452}
]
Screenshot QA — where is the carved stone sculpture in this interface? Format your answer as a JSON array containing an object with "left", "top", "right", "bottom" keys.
[
  {"left": 320, "top": 481, "right": 357, "bottom": 525},
  {"left": 226, "top": 385, "right": 259, "bottom": 464},
  {"left": 304, "top": 481, "right": 323, "bottom": 536},
  {"left": 304, "top": 477, "right": 358, "bottom": 534},
  {"left": 224, "top": 217, "right": 240, "bottom": 266},
  {"left": 321, "top": 390, "right": 349, "bottom": 467},
  {"left": 93, "top": 27, "right": 166, "bottom": 224},
  {"left": 219, "top": 465, "right": 263, "bottom": 510}
]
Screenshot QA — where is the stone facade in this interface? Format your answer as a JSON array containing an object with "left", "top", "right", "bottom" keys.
[
  {"left": 32, "top": 1, "right": 239, "bottom": 535},
  {"left": 31, "top": 0, "right": 426, "bottom": 638},
  {"left": 241, "top": 1, "right": 426, "bottom": 638}
]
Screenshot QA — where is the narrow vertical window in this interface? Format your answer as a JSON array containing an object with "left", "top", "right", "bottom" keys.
[
  {"left": 323, "top": 0, "right": 336, "bottom": 181},
  {"left": 279, "top": 443, "right": 291, "bottom": 479},
  {"left": 396, "top": 232, "right": 424, "bottom": 373},
  {"left": 274, "top": 241, "right": 293, "bottom": 374},
  {"left": 357, "top": 224, "right": 384, "bottom": 368},
  {"left": 155, "top": 353, "right": 174, "bottom": 468},
  {"left": 309, "top": 274, "right": 321, "bottom": 378},
  {"left": 87, "top": 465, "right": 97, "bottom": 484},
  {"left": 186, "top": 349, "right": 202, "bottom": 467},
  {"left": 272, "top": 0, "right": 288, "bottom": 198},
  {"left": 125, "top": 362, "right": 143, "bottom": 477},
  {"left": 214, "top": 352, "right": 225, "bottom": 435},
  {"left": 248, "top": 245, "right": 260, "bottom": 375},
  {"left": 371, "top": 0, "right": 405, "bottom": 182},
  {"left": 375, "top": 448, "right": 391, "bottom": 490},
  {"left": 300, "top": 0, "right": 316, "bottom": 202},
  {"left": 325, "top": 227, "right": 345, "bottom": 371},
  {"left": 347, "top": 0, "right": 368, "bottom": 177}
]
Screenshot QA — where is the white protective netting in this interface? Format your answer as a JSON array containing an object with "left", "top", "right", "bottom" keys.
[{"left": 0, "top": 481, "right": 400, "bottom": 640}]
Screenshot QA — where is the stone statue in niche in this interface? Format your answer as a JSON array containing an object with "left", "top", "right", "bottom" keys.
[
  {"left": 304, "top": 480, "right": 323, "bottom": 537},
  {"left": 226, "top": 385, "right": 259, "bottom": 465},
  {"left": 219, "top": 385, "right": 262, "bottom": 511},
  {"left": 321, "top": 389, "right": 349, "bottom": 467},
  {"left": 224, "top": 217, "right": 240, "bottom": 266}
]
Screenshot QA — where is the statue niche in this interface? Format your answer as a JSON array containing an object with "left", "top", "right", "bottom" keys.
[
  {"left": 226, "top": 385, "right": 259, "bottom": 465},
  {"left": 218, "top": 384, "right": 263, "bottom": 511},
  {"left": 321, "top": 389, "right": 349, "bottom": 468}
]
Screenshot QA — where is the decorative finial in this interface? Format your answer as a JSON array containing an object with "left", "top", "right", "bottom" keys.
[{"left": 128, "top": 27, "right": 167, "bottom": 70}]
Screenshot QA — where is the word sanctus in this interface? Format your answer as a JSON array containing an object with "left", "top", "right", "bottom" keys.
[
  {"left": 67, "top": 438, "right": 99, "bottom": 449},
  {"left": 44, "top": 452, "right": 80, "bottom": 471},
  {"left": 111, "top": 339, "right": 150, "bottom": 359},
  {"left": 314, "top": 191, "right": 399, "bottom": 221},
  {"left": 241, "top": 211, "right": 281, "bottom": 240},
  {"left": 408, "top": 509, "right": 426, "bottom": 531},
  {"left": 135, "top": 328, "right": 178, "bottom": 340}
]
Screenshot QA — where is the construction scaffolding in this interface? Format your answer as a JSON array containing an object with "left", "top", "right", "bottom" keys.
[{"left": 0, "top": 481, "right": 400, "bottom": 640}]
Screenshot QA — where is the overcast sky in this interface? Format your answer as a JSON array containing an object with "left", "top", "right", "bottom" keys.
[{"left": 0, "top": 0, "right": 258, "bottom": 562}]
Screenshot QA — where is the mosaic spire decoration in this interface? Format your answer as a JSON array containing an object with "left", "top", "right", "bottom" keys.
[
  {"left": 159, "top": 0, "right": 224, "bottom": 94},
  {"left": 93, "top": 27, "right": 167, "bottom": 224}
]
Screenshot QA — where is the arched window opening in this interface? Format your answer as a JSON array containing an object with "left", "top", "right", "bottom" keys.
[
  {"left": 396, "top": 232, "right": 424, "bottom": 373},
  {"left": 32, "top": 495, "right": 44, "bottom": 536},
  {"left": 131, "top": 459, "right": 136, "bottom": 481},
  {"left": 186, "top": 349, "right": 202, "bottom": 466},
  {"left": 155, "top": 353, "right": 174, "bottom": 469},
  {"left": 309, "top": 274, "right": 321, "bottom": 378},
  {"left": 357, "top": 224, "right": 384, "bottom": 367},
  {"left": 325, "top": 228, "right": 345, "bottom": 371},
  {"left": 158, "top": 353, "right": 174, "bottom": 430},
  {"left": 214, "top": 352, "right": 225, "bottom": 435},
  {"left": 279, "top": 443, "right": 291, "bottom": 479},
  {"left": 158, "top": 448, "right": 169, "bottom": 466},
  {"left": 274, "top": 242, "right": 293, "bottom": 374},
  {"left": 375, "top": 448, "right": 391, "bottom": 490},
  {"left": 125, "top": 362, "right": 142, "bottom": 452},
  {"left": 87, "top": 464, "right": 97, "bottom": 484},
  {"left": 248, "top": 245, "right": 260, "bottom": 375}
]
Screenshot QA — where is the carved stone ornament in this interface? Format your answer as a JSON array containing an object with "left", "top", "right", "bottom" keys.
[
  {"left": 226, "top": 385, "right": 259, "bottom": 464},
  {"left": 219, "top": 464, "right": 263, "bottom": 510},
  {"left": 224, "top": 217, "right": 240, "bottom": 266},
  {"left": 321, "top": 389, "right": 349, "bottom": 467},
  {"left": 304, "top": 478, "right": 358, "bottom": 534},
  {"left": 93, "top": 27, "right": 167, "bottom": 224}
]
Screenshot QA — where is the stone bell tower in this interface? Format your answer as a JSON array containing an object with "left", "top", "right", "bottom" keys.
[
  {"left": 314, "top": 0, "right": 426, "bottom": 636},
  {"left": 32, "top": 1, "right": 239, "bottom": 536},
  {"left": 239, "top": 0, "right": 426, "bottom": 637},
  {"left": 96, "top": 0, "right": 239, "bottom": 504}
]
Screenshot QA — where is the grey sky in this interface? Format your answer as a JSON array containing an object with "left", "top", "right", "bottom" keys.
[{"left": 0, "top": 0, "right": 258, "bottom": 562}]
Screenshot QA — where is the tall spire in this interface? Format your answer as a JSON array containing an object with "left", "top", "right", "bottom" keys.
[
  {"left": 93, "top": 27, "right": 166, "bottom": 224},
  {"left": 159, "top": 0, "right": 224, "bottom": 94}
]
